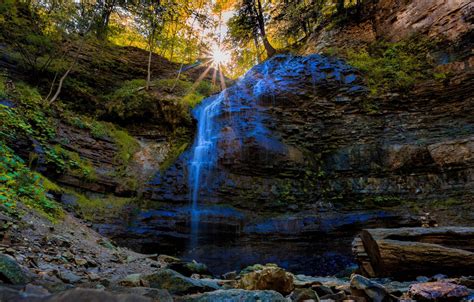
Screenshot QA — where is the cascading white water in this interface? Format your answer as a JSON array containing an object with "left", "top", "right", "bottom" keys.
[{"left": 188, "top": 92, "right": 225, "bottom": 249}]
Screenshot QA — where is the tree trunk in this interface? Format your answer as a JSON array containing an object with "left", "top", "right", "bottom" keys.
[
  {"left": 253, "top": 33, "right": 262, "bottom": 64},
  {"left": 146, "top": 47, "right": 152, "bottom": 91},
  {"left": 352, "top": 227, "right": 474, "bottom": 279},
  {"left": 96, "top": 0, "right": 116, "bottom": 40},
  {"left": 48, "top": 66, "right": 72, "bottom": 105},
  {"left": 48, "top": 41, "right": 86, "bottom": 105},
  {"left": 255, "top": 0, "right": 276, "bottom": 58},
  {"left": 336, "top": 0, "right": 345, "bottom": 14}
]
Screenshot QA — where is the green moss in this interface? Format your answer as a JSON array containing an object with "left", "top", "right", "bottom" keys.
[
  {"left": 40, "top": 177, "right": 63, "bottom": 194},
  {"left": 103, "top": 79, "right": 151, "bottom": 119},
  {"left": 0, "top": 254, "right": 28, "bottom": 284},
  {"left": 67, "top": 191, "right": 133, "bottom": 222},
  {"left": 160, "top": 141, "right": 189, "bottom": 172},
  {"left": 0, "top": 76, "right": 8, "bottom": 99},
  {"left": 181, "top": 93, "right": 205, "bottom": 108},
  {"left": 109, "top": 129, "right": 140, "bottom": 169},
  {"left": 345, "top": 37, "right": 438, "bottom": 94},
  {"left": 66, "top": 151, "right": 97, "bottom": 182},
  {"left": 154, "top": 78, "right": 192, "bottom": 96},
  {"left": 0, "top": 142, "right": 62, "bottom": 221}
]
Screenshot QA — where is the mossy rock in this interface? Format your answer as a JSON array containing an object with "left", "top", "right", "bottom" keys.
[
  {"left": 239, "top": 263, "right": 279, "bottom": 275},
  {"left": 144, "top": 269, "right": 219, "bottom": 295},
  {"left": 0, "top": 254, "right": 28, "bottom": 284},
  {"left": 168, "top": 260, "right": 210, "bottom": 277}
]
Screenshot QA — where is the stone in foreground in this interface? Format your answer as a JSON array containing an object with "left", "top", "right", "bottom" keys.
[
  {"left": 237, "top": 264, "right": 295, "bottom": 295},
  {"left": 0, "top": 254, "right": 28, "bottom": 284},
  {"left": 144, "top": 269, "right": 220, "bottom": 295},
  {"left": 350, "top": 274, "right": 390, "bottom": 302},
  {"left": 176, "top": 289, "right": 288, "bottom": 302},
  {"left": 408, "top": 281, "right": 470, "bottom": 301}
]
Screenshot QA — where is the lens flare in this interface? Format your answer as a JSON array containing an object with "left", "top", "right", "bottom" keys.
[{"left": 210, "top": 45, "right": 231, "bottom": 67}]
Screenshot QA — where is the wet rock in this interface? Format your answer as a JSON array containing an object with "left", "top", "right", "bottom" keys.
[
  {"left": 294, "top": 275, "right": 348, "bottom": 288},
  {"left": 383, "top": 281, "right": 418, "bottom": 296},
  {"left": 58, "top": 270, "right": 82, "bottom": 284},
  {"left": 43, "top": 288, "right": 151, "bottom": 302},
  {"left": 237, "top": 264, "right": 294, "bottom": 295},
  {"left": 46, "top": 235, "right": 72, "bottom": 248},
  {"left": 87, "top": 272, "right": 101, "bottom": 282},
  {"left": 289, "top": 288, "right": 320, "bottom": 302},
  {"left": 157, "top": 255, "right": 181, "bottom": 267},
  {"left": 143, "top": 269, "right": 219, "bottom": 295},
  {"left": 74, "top": 258, "right": 87, "bottom": 266},
  {"left": 118, "top": 274, "right": 149, "bottom": 287},
  {"left": 312, "top": 285, "right": 334, "bottom": 297},
  {"left": 168, "top": 260, "right": 210, "bottom": 277},
  {"left": 222, "top": 271, "right": 238, "bottom": 280},
  {"left": 417, "top": 276, "right": 431, "bottom": 282},
  {"left": 350, "top": 275, "right": 389, "bottom": 302},
  {"left": 112, "top": 287, "right": 172, "bottom": 302},
  {"left": 0, "top": 253, "right": 28, "bottom": 284},
  {"left": 431, "top": 274, "right": 448, "bottom": 281},
  {"left": 175, "top": 289, "right": 288, "bottom": 302},
  {"left": 458, "top": 276, "right": 474, "bottom": 289},
  {"left": 0, "top": 287, "right": 29, "bottom": 301},
  {"left": 24, "top": 284, "right": 51, "bottom": 296},
  {"left": 60, "top": 194, "right": 78, "bottom": 209},
  {"left": 408, "top": 281, "right": 470, "bottom": 301},
  {"left": 320, "top": 291, "right": 347, "bottom": 301}
]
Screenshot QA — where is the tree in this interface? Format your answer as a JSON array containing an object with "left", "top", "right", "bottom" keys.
[
  {"left": 254, "top": 0, "right": 275, "bottom": 58},
  {"left": 228, "top": 5, "right": 262, "bottom": 63},
  {"left": 46, "top": 1, "right": 98, "bottom": 104},
  {"left": 135, "top": 1, "right": 166, "bottom": 90},
  {"left": 336, "top": 0, "right": 345, "bottom": 14},
  {"left": 228, "top": 0, "right": 276, "bottom": 60},
  {"left": 0, "top": 0, "right": 60, "bottom": 77}
]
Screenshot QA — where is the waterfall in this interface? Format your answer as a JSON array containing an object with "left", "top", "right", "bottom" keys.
[{"left": 188, "top": 92, "right": 225, "bottom": 249}]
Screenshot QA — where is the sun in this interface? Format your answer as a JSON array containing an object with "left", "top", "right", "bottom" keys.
[{"left": 210, "top": 45, "right": 231, "bottom": 67}]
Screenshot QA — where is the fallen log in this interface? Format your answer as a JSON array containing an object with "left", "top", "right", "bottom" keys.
[{"left": 352, "top": 227, "right": 474, "bottom": 279}]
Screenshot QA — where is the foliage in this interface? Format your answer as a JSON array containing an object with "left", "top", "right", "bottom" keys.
[
  {"left": 62, "top": 110, "right": 140, "bottom": 182},
  {"left": 65, "top": 190, "right": 133, "bottom": 222},
  {"left": 109, "top": 129, "right": 140, "bottom": 172},
  {"left": 0, "top": 142, "right": 62, "bottom": 220},
  {"left": 104, "top": 79, "right": 153, "bottom": 120},
  {"left": 0, "top": 79, "right": 96, "bottom": 182},
  {"left": 345, "top": 37, "right": 438, "bottom": 94}
]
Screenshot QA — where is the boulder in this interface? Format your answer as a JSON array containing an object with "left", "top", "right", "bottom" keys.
[
  {"left": 143, "top": 269, "right": 219, "bottom": 295},
  {"left": 288, "top": 288, "right": 320, "bottom": 302},
  {"left": 43, "top": 288, "right": 151, "bottom": 302},
  {"left": 408, "top": 281, "right": 470, "bottom": 301},
  {"left": 111, "top": 287, "right": 173, "bottom": 302},
  {"left": 175, "top": 289, "right": 288, "bottom": 302},
  {"left": 118, "top": 274, "right": 149, "bottom": 287},
  {"left": 168, "top": 260, "right": 210, "bottom": 277},
  {"left": 157, "top": 255, "right": 181, "bottom": 267},
  {"left": 293, "top": 275, "right": 348, "bottom": 288},
  {"left": 0, "top": 253, "right": 28, "bottom": 284},
  {"left": 58, "top": 270, "right": 83, "bottom": 284},
  {"left": 350, "top": 274, "right": 389, "bottom": 302},
  {"left": 237, "top": 264, "right": 294, "bottom": 295}
]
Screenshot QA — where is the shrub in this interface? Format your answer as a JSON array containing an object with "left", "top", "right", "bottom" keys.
[{"left": 0, "top": 142, "right": 62, "bottom": 220}]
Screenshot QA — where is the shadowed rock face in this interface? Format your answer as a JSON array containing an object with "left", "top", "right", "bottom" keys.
[
  {"left": 107, "top": 53, "right": 473, "bottom": 274},
  {"left": 145, "top": 54, "right": 474, "bottom": 212},
  {"left": 146, "top": 54, "right": 368, "bottom": 208}
]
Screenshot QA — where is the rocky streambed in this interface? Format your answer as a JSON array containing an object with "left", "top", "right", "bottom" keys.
[{"left": 1, "top": 208, "right": 473, "bottom": 302}]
